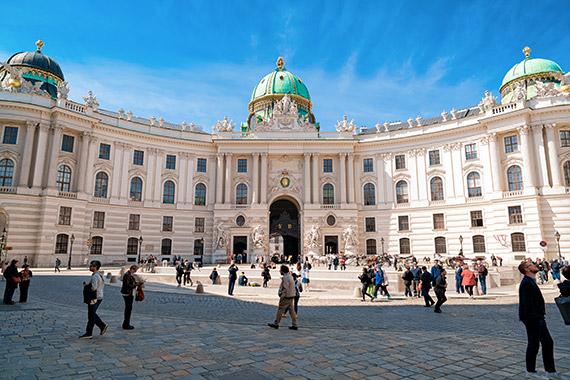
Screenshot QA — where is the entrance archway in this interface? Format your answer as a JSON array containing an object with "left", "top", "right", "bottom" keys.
[{"left": 269, "top": 199, "right": 300, "bottom": 263}]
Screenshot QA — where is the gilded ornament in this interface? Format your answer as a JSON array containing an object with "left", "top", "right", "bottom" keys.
[{"left": 36, "top": 40, "right": 45, "bottom": 52}]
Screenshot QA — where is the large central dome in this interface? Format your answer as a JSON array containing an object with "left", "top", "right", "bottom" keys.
[{"left": 247, "top": 57, "right": 315, "bottom": 125}]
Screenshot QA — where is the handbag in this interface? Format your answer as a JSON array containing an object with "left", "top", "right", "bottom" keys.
[
  {"left": 555, "top": 296, "right": 570, "bottom": 325},
  {"left": 13, "top": 276, "right": 22, "bottom": 283},
  {"left": 135, "top": 284, "right": 145, "bottom": 302}
]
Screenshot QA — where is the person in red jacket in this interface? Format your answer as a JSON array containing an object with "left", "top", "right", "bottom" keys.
[{"left": 460, "top": 264, "right": 476, "bottom": 298}]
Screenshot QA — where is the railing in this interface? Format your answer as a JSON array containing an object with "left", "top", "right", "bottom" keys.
[
  {"left": 91, "top": 196, "right": 110, "bottom": 204},
  {"left": 502, "top": 190, "right": 524, "bottom": 198},
  {"left": 65, "top": 101, "right": 85, "bottom": 113},
  {"left": 128, "top": 200, "right": 143, "bottom": 207},
  {"left": 161, "top": 203, "right": 176, "bottom": 209},
  {"left": 321, "top": 204, "right": 339, "bottom": 209},
  {"left": 492, "top": 103, "right": 517, "bottom": 115},
  {"left": 0, "top": 186, "right": 16, "bottom": 194},
  {"left": 58, "top": 191, "right": 77, "bottom": 199},
  {"left": 234, "top": 205, "right": 248, "bottom": 209}
]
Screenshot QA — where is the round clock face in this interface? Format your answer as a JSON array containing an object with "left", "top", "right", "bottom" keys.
[{"left": 280, "top": 177, "right": 290, "bottom": 188}]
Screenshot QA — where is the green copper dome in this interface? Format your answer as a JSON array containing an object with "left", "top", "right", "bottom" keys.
[
  {"left": 500, "top": 48, "right": 563, "bottom": 91},
  {"left": 251, "top": 67, "right": 310, "bottom": 101}
]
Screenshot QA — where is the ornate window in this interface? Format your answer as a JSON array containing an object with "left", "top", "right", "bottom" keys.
[
  {"left": 0, "top": 159, "right": 14, "bottom": 187},
  {"left": 467, "top": 172, "right": 482, "bottom": 197},
  {"left": 163, "top": 180, "right": 175, "bottom": 204},
  {"left": 465, "top": 143, "right": 478, "bottom": 160},
  {"left": 470, "top": 210, "right": 484, "bottom": 227},
  {"left": 363, "top": 183, "right": 375, "bottom": 205},
  {"left": 128, "top": 214, "right": 140, "bottom": 230},
  {"left": 433, "top": 213, "right": 445, "bottom": 229},
  {"left": 323, "top": 183, "right": 334, "bottom": 204},
  {"left": 366, "top": 239, "right": 377, "bottom": 255},
  {"left": 133, "top": 150, "right": 144, "bottom": 165},
  {"left": 236, "top": 183, "right": 247, "bottom": 204},
  {"left": 511, "top": 232, "right": 526, "bottom": 252},
  {"left": 395, "top": 154, "right": 406, "bottom": 169},
  {"left": 91, "top": 236, "right": 103, "bottom": 255},
  {"left": 236, "top": 215, "right": 245, "bottom": 226},
  {"left": 399, "top": 238, "right": 411, "bottom": 255},
  {"left": 55, "top": 234, "right": 68, "bottom": 255},
  {"left": 166, "top": 155, "right": 176, "bottom": 169},
  {"left": 396, "top": 180, "right": 408, "bottom": 203},
  {"left": 365, "top": 217, "right": 376, "bottom": 232},
  {"left": 195, "top": 183, "right": 206, "bottom": 205},
  {"left": 130, "top": 177, "right": 143, "bottom": 201},
  {"left": 61, "top": 135, "right": 74, "bottom": 153},
  {"left": 162, "top": 216, "right": 173, "bottom": 232},
  {"left": 430, "top": 177, "right": 444, "bottom": 201},
  {"left": 473, "top": 235, "right": 486, "bottom": 253},
  {"left": 197, "top": 158, "right": 207, "bottom": 172},
  {"left": 429, "top": 150, "right": 440, "bottom": 166},
  {"left": 161, "top": 238, "right": 172, "bottom": 256},
  {"left": 563, "top": 161, "right": 570, "bottom": 187},
  {"left": 2, "top": 126, "right": 18, "bottom": 144},
  {"left": 508, "top": 206, "right": 523, "bottom": 224},
  {"left": 93, "top": 211, "right": 105, "bottom": 229},
  {"left": 99, "top": 143, "right": 110, "bottom": 160},
  {"left": 57, "top": 165, "right": 72, "bottom": 192},
  {"left": 326, "top": 215, "right": 336, "bottom": 226},
  {"left": 560, "top": 131, "right": 570, "bottom": 147},
  {"left": 127, "top": 237, "right": 138, "bottom": 255},
  {"left": 94, "top": 172, "right": 108, "bottom": 198},
  {"left": 363, "top": 158, "right": 373, "bottom": 172},
  {"left": 323, "top": 159, "right": 333, "bottom": 173},
  {"left": 195, "top": 217, "right": 205, "bottom": 232},
  {"left": 398, "top": 215, "right": 409, "bottom": 231},
  {"left": 505, "top": 135, "right": 518, "bottom": 153},
  {"left": 58, "top": 206, "right": 72, "bottom": 225},
  {"left": 507, "top": 165, "right": 523, "bottom": 191},
  {"left": 434, "top": 237, "right": 447, "bottom": 254},
  {"left": 237, "top": 159, "right": 247, "bottom": 173}
]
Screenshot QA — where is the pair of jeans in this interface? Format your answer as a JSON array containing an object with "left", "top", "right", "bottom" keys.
[
  {"left": 122, "top": 295, "right": 134, "bottom": 327},
  {"left": 3, "top": 281, "right": 17, "bottom": 304},
  {"left": 86, "top": 299, "right": 106, "bottom": 335},
  {"left": 434, "top": 290, "right": 447, "bottom": 311},
  {"left": 479, "top": 276, "right": 487, "bottom": 294},
  {"left": 373, "top": 284, "right": 390, "bottom": 298},
  {"left": 422, "top": 288, "right": 434, "bottom": 306},
  {"left": 183, "top": 273, "right": 192, "bottom": 286},
  {"left": 456, "top": 279, "right": 464, "bottom": 293},
  {"left": 361, "top": 283, "right": 373, "bottom": 300},
  {"left": 228, "top": 279, "right": 236, "bottom": 295},
  {"left": 175, "top": 274, "right": 182, "bottom": 285},
  {"left": 412, "top": 280, "right": 420, "bottom": 297},
  {"left": 404, "top": 284, "right": 412, "bottom": 297},
  {"left": 523, "top": 319, "right": 555, "bottom": 373}
]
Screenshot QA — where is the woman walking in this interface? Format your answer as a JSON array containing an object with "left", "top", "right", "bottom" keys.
[
  {"left": 262, "top": 264, "right": 271, "bottom": 288},
  {"left": 301, "top": 263, "right": 311, "bottom": 291},
  {"left": 18, "top": 264, "right": 32, "bottom": 303},
  {"left": 461, "top": 264, "right": 476, "bottom": 298},
  {"left": 2, "top": 259, "right": 19, "bottom": 305},
  {"left": 359, "top": 268, "right": 374, "bottom": 301}
]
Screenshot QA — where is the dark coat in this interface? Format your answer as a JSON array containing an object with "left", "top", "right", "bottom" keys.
[
  {"left": 359, "top": 272, "right": 372, "bottom": 285},
  {"left": 402, "top": 270, "right": 414, "bottom": 285},
  {"left": 434, "top": 274, "right": 446, "bottom": 293},
  {"left": 228, "top": 266, "right": 238, "bottom": 280},
  {"left": 121, "top": 271, "right": 137, "bottom": 296},
  {"left": 558, "top": 280, "right": 570, "bottom": 297},
  {"left": 420, "top": 271, "right": 432, "bottom": 290},
  {"left": 2, "top": 264, "right": 18, "bottom": 283},
  {"left": 519, "top": 275, "right": 546, "bottom": 323}
]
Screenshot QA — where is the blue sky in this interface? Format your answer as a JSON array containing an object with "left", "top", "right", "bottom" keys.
[{"left": 1, "top": 0, "right": 569, "bottom": 132}]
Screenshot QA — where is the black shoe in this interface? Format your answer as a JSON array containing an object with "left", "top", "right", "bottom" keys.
[
  {"left": 79, "top": 333, "right": 93, "bottom": 339},
  {"left": 289, "top": 326, "right": 298, "bottom": 330},
  {"left": 123, "top": 325, "right": 135, "bottom": 330},
  {"left": 100, "top": 325, "right": 108, "bottom": 336},
  {"left": 434, "top": 309, "right": 442, "bottom": 313},
  {"left": 267, "top": 323, "right": 279, "bottom": 329},
  {"left": 4, "top": 301, "right": 15, "bottom": 305}
]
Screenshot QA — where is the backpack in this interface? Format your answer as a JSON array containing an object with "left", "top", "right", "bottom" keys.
[{"left": 482, "top": 267, "right": 488, "bottom": 276}]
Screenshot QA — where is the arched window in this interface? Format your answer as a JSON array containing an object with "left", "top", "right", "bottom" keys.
[
  {"left": 396, "top": 180, "right": 408, "bottom": 204},
  {"left": 507, "top": 165, "right": 523, "bottom": 191},
  {"left": 0, "top": 159, "right": 14, "bottom": 187},
  {"left": 473, "top": 235, "right": 486, "bottom": 253},
  {"left": 430, "top": 177, "right": 444, "bottom": 201},
  {"left": 55, "top": 233, "right": 68, "bottom": 255},
  {"left": 195, "top": 183, "right": 206, "bottom": 205},
  {"left": 323, "top": 183, "right": 334, "bottom": 204},
  {"left": 130, "top": 177, "right": 143, "bottom": 201},
  {"left": 91, "top": 236, "right": 103, "bottom": 255},
  {"left": 236, "top": 183, "right": 247, "bottom": 204},
  {"left": 163, "top": 180, "right": 175, "bottom": 204},
  {"left": 56, "top": 165, "right": 72, "bottom": 192},
  {"left": 467, "top": 172, "right": 482, "bottom": 197},
  {"left": 363, "top": 183, "right": 376, "bottom": 205},
  {"left": 94, "top": 172, "right": 108, "bottom": 198},
  {"left": 399, "top": 238, "right": 411, "bottom": 254},
  {"left": 161, "top": 238, "right": 172, "bottom": 256},
  {"left": 511, "top": 233, "right": 526, "bottom": 252},
  {"left": 366, "top": 239, "right": 377, "bottom": 255},
  {"left": 563, "top": 161, "right": 570, "bottom": 187},
  {"left": 127, "top": 237, "right": 139, "bottom": 255},
  {"left": 434, "top": 236, "right": 446, "bottom": 254}
]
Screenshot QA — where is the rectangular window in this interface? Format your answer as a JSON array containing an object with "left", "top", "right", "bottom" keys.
[
  {"left": 505, "top": 135, "right": 519, "bottom": 153},
  {"left": 128, "top": 214, "right": 140, "bottom": 230},
  {"left": 195, "top": 217, "right": 205, "bottom": 233},
  {"left": 508, "top": 206, "right": 523, "bottom": 224},
  {"left": 2, "top": 126, "right": 18, "bottom": 144},
  {"left": 561, "top": 131, "right": 570, "bottom": 147},
  {"left": 465, "top": 143, "right": 478, "bottom": 160},
  {"left": 133, "top": 150, "right": 144, "bottom": 165},
  {"left": 166, "top": 154, "right": 176, "bottom": 169},
  {"left": 433, "top": 213, "right": 445, "bottom": 230},
  {"left": 237, "top": 159, "right": 247, "bottom": 173},
  {"left": 429, "top": 150, "right": 440, "bottom": 166},
  {"left": 99, "top": 143, "right": 110, "bottom": 160},
  {"left": 395, "top": 154, "right": 406, "bottom": 169},
  {"left": 58, "top": 206, "right": 72, "bottom": 225},
  {"left": 470, "top": 210, "right": 484, "bottom": 227},
  {"left": 93, "top": 211, "right": 105, "bottom": 229},
  {"left": 363, "top": 158, "right": 374, "bottom": 172},
  {"left": 61, "top": 135, "right": 74, "bottom": 153},
  {"left": 197, "top": 158, "right": 207, "bottom": 172},
  {"left": 365, "top": 217, "right": 376, "bottom": 232},
  {"left": 163, "top": 216, "right": 173, "bottom": 232},
  {"left": 323, "top": 159, "right": 333, "bottom": 172},
  {"left": 398, "top": 215, "right": 409, "bottom": 231}
]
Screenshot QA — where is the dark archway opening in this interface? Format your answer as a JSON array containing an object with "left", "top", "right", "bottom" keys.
[
  {"left": 233, "top": 236, "right": 247, "bottom": 263},
  {"left": 269, "top": 199, "right": 300, "bottom": 263},
  {"left": 325, "top": 236, "right": 338, "bottom": 255}
]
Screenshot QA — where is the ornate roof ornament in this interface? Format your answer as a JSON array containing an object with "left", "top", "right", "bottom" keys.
[
  {"left": 36, "top": 40, "right": 45, "bottom": 53},
  {"left": 478, "top": 90, "right": 497, "bottom": 112},
  {"left": 212, "top": 116, "right": 235, "bottom": 133},
  {"left": 83, "top": 91, "right": 99, "bottom": 111},
  {"left": 336, "top": 115, "right": 357, "bottom": 133},
  {"left": 523, "top": 46, "right": 531, "bottom": 58},
  {"left": 273, "top": 94, "right": 298, "bottom": 117},
  {"left": 276, "top": 56, "right": 284, "bottom": 71}
]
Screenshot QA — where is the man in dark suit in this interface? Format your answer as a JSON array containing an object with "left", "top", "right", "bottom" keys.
[{"left": 518, "top": 261, "right": 565, "bottom": 380}]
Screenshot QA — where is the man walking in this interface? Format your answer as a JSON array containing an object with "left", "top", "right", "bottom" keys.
[
  {"left": 477, "top": 260, "right": 488, "bottom": 294},
  {"left": 183, "top": 259, "right": 193, "bottom": 286},
  {"left": 430, "top": 259, "right": 443, "bottom": 287},
  {"left": 121, "top": 265, "right": 140, "bottom": 330},
  {"left": 420, "top": 266, "right": 435, "bottom": 307},
  {"left": 55, "top": 257, "right": 61, "bottom": 273},
  {"left": 519, "top": 261, "right": 566, "bottom": 380},
  {"left": 80, "top": 260, "right": 108, "bottom": 339},
  {"left": 411, "top": 262, "right": 422, "bottom": 297},
  {"left": 175, "top": 261, "right": 184, "bottom": 287},
  {"left": 373, "top": 264, "right": 391, "bottom": 300},
  {"left": 434, "top": 269, "right": 447, "bottom": 313},
  {"left": 228, "top": 262, "right": 238, "bottom": 296},
  {"left": 268, "top": 265, "right": 298, "bottom": 330}
]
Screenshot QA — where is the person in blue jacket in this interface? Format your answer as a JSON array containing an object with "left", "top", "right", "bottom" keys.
[
  {"left": 430, "top": 260, "right": 443, "bottom": 287},
  {"left": 410, "top": 262, "right": 422, "bottom": 297},
  {"left": 455, "top": 263, "right": 464, "bottom": 294},
  {"left": 373, "top": 264, "right": 391, "bottom": 300}
]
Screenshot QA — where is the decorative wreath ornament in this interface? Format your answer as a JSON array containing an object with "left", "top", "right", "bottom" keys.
[{"left": 280, "top": 177, "right": 290, "bottom": 188}]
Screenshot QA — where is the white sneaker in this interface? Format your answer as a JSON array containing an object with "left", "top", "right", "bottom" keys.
[
  {"left": 526, "top": 371, "right": 548, "bottom": 379},
  {"left": 546, "top": 372, "right": 569, "bottom": 380}
]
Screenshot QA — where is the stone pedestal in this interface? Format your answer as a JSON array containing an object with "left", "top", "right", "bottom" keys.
[{"left": 213, "top": 249, "right": 228, "bottom": 264}]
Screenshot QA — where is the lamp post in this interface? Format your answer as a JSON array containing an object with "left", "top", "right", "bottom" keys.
[
  {"left": 137, "top": 235, "right": 143, "bottom": 264},
  {"left": 555, "top": 231, "right": 562, "bottom": 260},
  {"left": 200, "top": 238, "right": 204, "bottom": 264},
  {"left": 459, "top": 235, "right": 464, "bottom": 256},
  {"left": 381, "top": 237, "right": 385, "bottom": 255},
  {"left": 67, "top": 234, "right": 75, "bottom": 270},
  {"left": 0, "top": 227, "right": 6, "bottom": 262}
]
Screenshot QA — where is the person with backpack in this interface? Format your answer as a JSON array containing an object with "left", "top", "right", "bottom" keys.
[
  {"left": 410, "top": 262, "right": 422, "bottom": 298},
  {"left": 402, "top": 265, "right": 414, "bottom": 297},
  {"left": 80, "top": 260, "right": 108, "bottom": 339},
  {"left": 183, "top": 259, "right": 193, "bottom": 286},
  {"left": 430, "top": 259, "right": 443, "bottom": 287},
  {"left": 175, "top": 261, "right": 185, "bottom": 287},
  {"left": 434, "top": 269, "right": 447, "bottom": 313},
  {"left": 477, "top": 260, "right": 488, "bottom": 295},
  {"left": 373, "top": 264, "right": 391, "bottom": 300},
  {"left": 54, "top": 257, "right": 61, "bottom": 273},
  {"left": 209, "top": 267, "right": 219, "bottom": 285},
  {"left": 359, "top": 267, "right": 374, "bottom": 302},
  {"left": 228, "top": 263, "right": 238, "bottom": 296}
]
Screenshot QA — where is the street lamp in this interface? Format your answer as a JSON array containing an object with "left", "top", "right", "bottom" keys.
[
  {"left": 137, "top": 235, "right": 143, "bottom": 264},
  {"left": 555, "top": 231, "right": 562, "bottom": 260},
  {"left": 67, "top": 234, "right": 75, "bottom": 270},
  {"left": 381, "top": 237, "right": 385, "bottom": 255},
  {"left": 0, "top": 227, "right": 6, "bottom": 262},
  {"left": 459, "top": 235, "right": 464, "bottom": 256}
]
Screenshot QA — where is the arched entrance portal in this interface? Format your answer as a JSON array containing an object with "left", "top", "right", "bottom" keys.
[{"left": 269, "top": 199, "right": 300, "bottom": 263}]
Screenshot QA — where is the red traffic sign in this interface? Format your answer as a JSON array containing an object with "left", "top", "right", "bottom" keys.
[{"left": 539, "top": 241, "right": 547, "bottom": 247}]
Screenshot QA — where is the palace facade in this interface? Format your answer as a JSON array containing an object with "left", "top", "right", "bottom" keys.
[{"left": 1, "top": 42, "right": 569, "bottom": 266}]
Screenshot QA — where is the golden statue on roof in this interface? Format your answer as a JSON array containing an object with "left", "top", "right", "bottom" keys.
[
  {"left": 523, "top": 46, "right": 531, "bottom": 58},
  {"left": 276, "top": 57, "right": 284, "bottom": 71},
  {"left": 36, "top": 40, "right": 44, "bottom": 52}
]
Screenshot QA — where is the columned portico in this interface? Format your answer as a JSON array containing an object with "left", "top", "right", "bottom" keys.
[{"left": 545, "top": 124, "right": 563, "bottom": 188}]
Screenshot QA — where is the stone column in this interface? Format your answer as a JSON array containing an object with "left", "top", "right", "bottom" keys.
[
  {"left": 46, "top": 125, "right": 64, "bottom": 189},
  {"left": 415, "top": 149, "right": 427, "bottom": 201},
  {"left": 488, "top": 133, "right": 503, "bottom": 192},
  {"left": 83, "top": 134, "right": 97, "bottom": 196},
  {"left": 339, "top": 153, "right": 347, "bottom": 204},
  {"left": 442, "top": 144, "right": 456, "bottom": 198},
  {"left": 177, "top": 152, "right": 187, "bottom": 204},
  {"left": 452, "top": 144, "right": 464, "bottom": 198},
  {"left": 532, "top": 125, "right": 550, "bottom": 189},
  {"left": 120, "top": 144, "right": 131, "bottom": 199},
  {"left": 224, "top": 153, "right": 233, "bottom": 204},
  {"left": 545, "top": 124, "right": 563, "bottom": 187},
  {"left": 145, "top": 149, "right": 156, "bottom": 201},
  {"left": 479, "top": 136, "right": 494, "bottom": 195},
  {"left": 311, "top": 153, "right": 319, "bottom": 204},
  {"left": 518, "top": 125, "right": 536, "bottom": 189},
  {"left": 407, "top": 151, "right": 419, "bottom": 202},
  {"left": 216, "top": 153, "right": 224, "bottom": 204},
  {"left": 260, "top": 153, "right": 268, "bottom": 204},
  {"left": 75, "top": 132, "right": 90, "bottom": 193},
  {"left": 111, "top": 143, "right": 123, "bottom": 199},
  {"left": 18, "top": 121, "right": 37, "bottom": 187},
  {"left": 252, "top": 153, "right": 260, "bottom": 204},
  {"left": 154, "top": 150, "right": 164, "bottom": 202},
  {"left": 375, "top": 155, "right": 385, "bottom": 204},
  {"left": 32, "top": 123, "right": 50, "bottom": 188},
  {"left": 383, "top": 154, "right": 393, "bottom": 203},
  {"left": 208, "top": 155, "right": 216, "bottom": 205},
  {"left": 347, "top": 153, "right": 355, "bottom": 204},
  {"left": 186, "top": 154, "right": 195, "bottom": 204}
]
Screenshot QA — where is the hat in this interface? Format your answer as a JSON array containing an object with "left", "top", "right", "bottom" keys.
[{"left": 377, "top": 264, "right": 382, "bottom": 267}]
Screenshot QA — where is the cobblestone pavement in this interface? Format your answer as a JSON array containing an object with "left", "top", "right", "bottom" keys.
[{"left": 1, "top": 273, "right": 569, "bottom": 379}]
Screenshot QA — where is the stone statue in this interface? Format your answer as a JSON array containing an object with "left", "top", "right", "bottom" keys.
[
  {"left": 552, "top": 72, "right": 570, "bottom": 93},
  {"left": 181, "top": 121, "right": 187, "bottom": 131},
  {"left": 0, "top": 62, "right": 23, "bottom": 90},
  {"left": 375, "top": 122, "right": 383, "bottom": 132},
  {"left": 158, "top": 117, "right": 165, "bottom": 127},
  {"left": 407, "top": 117, "right": 414, "bottom": 127},
  {"left": 150, "top": 116, "right": 156, "bottom": 126},
  {"left": 305, "top": 224, "right": 321, "bottom": 249},
  {"left": 273, "top": 94, "right": 299, "bottom": 117},
  {"left": 450, "top": 108, "right": 457, "bottom": 119},
  {"left": 83, "top": 91, "right": 99, "bottom": 111},
  {"left": 343, "top": 225, "right": 358, "bottom": 250},
  {"left": 189, "top": 122, "right": 196, "bottom": 131},
  {"left": 31, "top": 81, "right": 45, "bottom": 95},
  {"left": 213, "top": 116, "right": 235, "bottom": 133},
  {"left": 214, "top": 222, "right": 228, "bottom": 249},
  {"left": 535, "top": 80, "right": 560, "bottom": 98},
  {"left": 479, "top": 90, "right": 497, "bottom": 111},
  {"left": 441, "top": 110, "right": 448, "bottom": 121},
  {"left": 57, "top": 81, "right": 70, "bottom": 100},
  {"left": 127, "top": 110, "right": 133, "bottom": 121},
  {"left": 251, "top": 225, "right": 266, "bottom": 248},
  {"left": 513, "top": 82, "right": 526, "bottom": 101},
  {"left": 118, "top": 108, "right": 125, "bottom": 119},
  {"left": 336, "top": 115, "right": 357, "bottom": 133}
]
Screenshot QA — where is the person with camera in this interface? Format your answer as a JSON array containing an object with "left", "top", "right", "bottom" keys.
[
  {"left": 121, "top": 265, "right": 141, "bottom": 330},
  {"left": 80, "top": 260, "right": 108, "bottom": 339}
]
